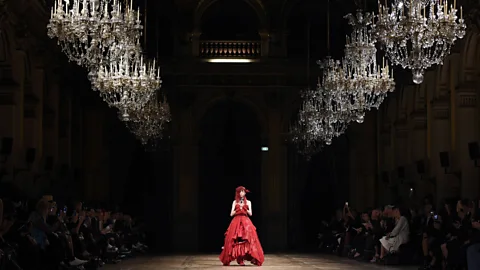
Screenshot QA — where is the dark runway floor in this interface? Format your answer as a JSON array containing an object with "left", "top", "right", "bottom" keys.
[{"left": 104, "top": 254, "right": 417, "bottom": 269}]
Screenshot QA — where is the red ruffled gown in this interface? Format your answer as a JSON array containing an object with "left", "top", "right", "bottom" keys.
[{"left": 219, "top": 203, "right": 265, "bottom": 266}]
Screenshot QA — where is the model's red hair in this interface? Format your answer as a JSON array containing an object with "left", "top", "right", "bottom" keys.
[{"left": 235, "top": 186, "right": 250, "bottom": 203}]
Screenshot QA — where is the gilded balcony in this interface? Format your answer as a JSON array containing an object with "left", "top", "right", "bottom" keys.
[{"left": 198, "top": 40, "right": 261, "bottom": 59}]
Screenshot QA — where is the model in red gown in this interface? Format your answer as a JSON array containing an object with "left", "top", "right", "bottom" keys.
[{"left": 219, "top": 186, "right": 265, "bottom": 266}]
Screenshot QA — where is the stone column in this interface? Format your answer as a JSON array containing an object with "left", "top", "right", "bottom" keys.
[
  {"left": 82, "top": 108, "right": 109, "bottom": 201},
  {"left": 431, "top": 97, "right": 454, "bottom": 205},
  {"left": 348, "top": 113, "right": 377, "bottom": 210},
  {"left": 172, "top": 111, "right": 199, "bottom": 252},
  {"left": 410, "top": 109, "right": 429, "bottom": 199},
  {"left": 258, "top": 30, "right": 270, "bottom": 57},
  {"left": 379, "top": 127, "right": 393, "bottom": 205},
  {"left": 262, "top": 110, "right": 287, "bottom": 251},
  {"left": 455, "top": 88, "right": 478, "bottom": 200},
  {"left": 190, "top": 30, "right": 201, "bottom": 57},
  {"left": 394, "top": 118, "right": 409, "bottom": 198}
]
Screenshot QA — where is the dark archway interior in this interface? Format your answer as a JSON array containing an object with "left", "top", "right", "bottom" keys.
[
  {"left": 298, "top": 135, "right": 350, "bottom": 250},
  {"left": 200, "top": 0, "right": 260, "bottom": 40},
  {"left": 198, "top": 99, "right": 262, "bottom": 252}
]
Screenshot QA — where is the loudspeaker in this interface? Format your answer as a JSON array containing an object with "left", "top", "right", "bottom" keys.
[
  {"left": 468, "top": 142, "right": 480, "bottom": 160},
  {"left": 1, "top": 137, "right": 13, "bottom": 155},
  {"left": 416, "top": 160, "right": 425, "bottom": 174},
  {"left": 398, "top": 166, "right": 405, "bottom": 178},
  {"left": 44, "top": 156, "right": 53, "bottom": 171},
  {"left": 439, "top": 151, "right": 450, "bottom": 168},
  {"left": 26, "top": 148, "right": 36, "bottom": 164},
  {"left": 382, "top": 171, "right": 389, "bottom": 183}
]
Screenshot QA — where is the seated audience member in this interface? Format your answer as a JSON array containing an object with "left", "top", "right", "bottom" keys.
[
  {"left": 318, "top": 209, "right": 345, "bottom": 251},
  {"left": 467, "top": 199, "right": 480, "bottom": 270},
  {"left": 441, "top": 199, "right": 472, "bottom": 269},
  {"left": 420, "top": 213, "right": 445, "bottom": 269},
  {"left": 368, "top": 208, "right": 384, "bottom": 262},
  {"left": 419, "top": 201, "right": 436, "bottom": 268},
  {"left": 342, "top": 203, "right": 359, "bottom": 251},
  {"left": 378, "top": 206, "right": 409, "bottom": 260},
  {"left": 350, "top": 210, "right": 373, "bottom": 259},
  {"left": 28, "top": 199, "right": 51, "bottom": 251}
]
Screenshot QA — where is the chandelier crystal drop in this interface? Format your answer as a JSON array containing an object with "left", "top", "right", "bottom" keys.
[
  {"left": 47, "top": 0, "right": 143, "bottom": 69},
  {"left": 126, "top": 95, "right": 171, "bottom": 146},
  {"left": 93, "top": 50, "right": 162, "bottom": 121},
  {"left": 373, "top": 0, "right": 466, "bottom": 84},
  {"left": 341, "top": 10, "right": 396, "bottom": 113},
  {"left": 344, "top": 10, "right": 377, "bottom": 69}
]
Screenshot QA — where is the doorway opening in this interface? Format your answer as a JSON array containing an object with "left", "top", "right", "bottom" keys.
[{"left": 198, "top": 99, "right": 262, "bottom": 253}]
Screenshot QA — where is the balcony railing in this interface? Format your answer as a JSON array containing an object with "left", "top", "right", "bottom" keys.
[{"left": 199, "top": 40, "right": 261, "bottom": 58}]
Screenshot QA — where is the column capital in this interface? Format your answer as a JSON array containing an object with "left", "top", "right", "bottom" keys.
[
  {"left": 456, "top": 86, "right": 477, "bottom": 108},
  {"left": 431, "top": 96, "right": 450, "bottom": 120},
  {"left": 410, "top": 109, "right": 427, "bottom": 130}
]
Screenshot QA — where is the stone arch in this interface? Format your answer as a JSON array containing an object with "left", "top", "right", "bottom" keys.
[
  {"left": 193, "top": 94, "right": 268, "bottom": 137},
  {"left": 193, "top": 0, "right": 268, "bottom": 31},
  {"left": 460, "top": 31, "right": 479, "bottom": 71},
  {"left": 434, "top": 57, "right": 451, "bottom": 97}
]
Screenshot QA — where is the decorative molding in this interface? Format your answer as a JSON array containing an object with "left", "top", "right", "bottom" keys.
[
  {"left": 456, "top": 87, "right": 477, "bottom": 108},
  {"left": 431, "top": 96, "right": 450, "bottom": 120},
  {"left": 172, "top": 74, "right": 288, "bottom": 87},
  {"left": 410, "top": 109, "right": 427, "bottom": 130}
]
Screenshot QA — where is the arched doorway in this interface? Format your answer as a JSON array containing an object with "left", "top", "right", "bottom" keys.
[
  {"left": 198, "top": 99, "right": 262, "bottom": 253},
  {"left": 298, "top": 135, "right": 350, "bottom": 251}
]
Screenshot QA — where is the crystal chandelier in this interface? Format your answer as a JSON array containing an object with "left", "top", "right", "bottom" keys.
[
  {"left": 373, "top": 0, "right": 466, "bottom": 84},
  {"left": 126, "top": 95, "right": 171, "bottom": 146},
  {"left": 344, "top": 10, "right": 377, "bottom": 69},
  {"left": 342, "top": 10, "right": 396, "bottom": 114},
  {"left": 93, "top": 50, "right": 162, "bottom": 121},
  {"left": 291, "top": 89, "right": 325, "bottom": 156},
  {"left": 315, "top": 72, "right": 351, "bottom": 145},
  {"left": 47, "top": 0, "right": 143, "bottom": 70}
]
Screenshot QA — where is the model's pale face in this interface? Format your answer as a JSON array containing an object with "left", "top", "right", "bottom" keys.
[{"left": 240, "top": 190, "right": 246, "bottom": 198}]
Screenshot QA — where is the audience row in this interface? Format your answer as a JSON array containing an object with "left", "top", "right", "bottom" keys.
[
  {"left": 0, "top": 195, "right": 148, "bottom": 270},
  {"left": 317, "top": 197, "right": 480, "bottom": 270}
]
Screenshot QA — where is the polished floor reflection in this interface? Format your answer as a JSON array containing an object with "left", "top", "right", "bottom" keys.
[{"left": 105, "top": 254, "right": 417, "bottom": 269}]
